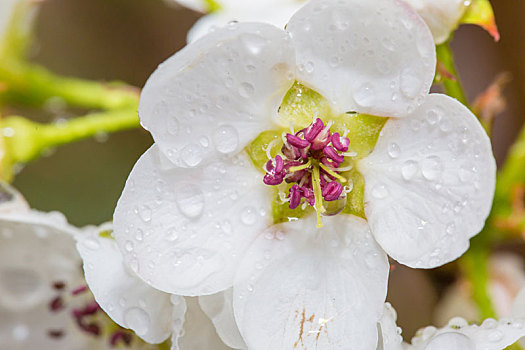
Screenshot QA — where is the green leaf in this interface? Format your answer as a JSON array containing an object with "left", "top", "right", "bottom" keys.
[{"left": 461, "top": 0, "right": 500, "bottom": 41}]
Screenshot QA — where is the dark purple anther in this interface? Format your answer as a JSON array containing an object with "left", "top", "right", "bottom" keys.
[
  {"left": 322, "top": 181, "right": 343, "bottom": 201},
  {"left": 110, "top": 331, "right": 133, "bottom": 347},
  {"left": 302, "top": 187, "right": 315, "bottom": 206},
  {"left": 53, "top": 281, "right": 66, "bottom": 290},
  {"left": 310, "top": 125, "right": 332, "bottom": 151},
  {"left": 264, "top": 156, "right": 285, "bottom": 185},
  {"left": 72, "top": 285, "right": 88, "bottom": 296},
  {"left": 323, "top": 146, "right": 344, "bottom": 163},
  {"left": 288, "top": 185, "right": 303, "bottom": 209},
  {"left": 274, "top": 155, "right": 284, "bottom": 173},
  {"left": 332, "top": 133, "right": 350, "bottom": 152},
  {"left": 49, "top": 296, "right": 65, "bottom": 312},
  {"left": 304, "top": 118, "right": 324, "bottom": 141},
  {"left": 48, "top": 329, "right": 65, "bottom": 338},
  {"left": 286, "top": 134, "right": 310, "bottom": 149}
]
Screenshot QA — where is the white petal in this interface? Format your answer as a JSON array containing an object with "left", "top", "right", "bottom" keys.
[
  {"left": 114, "top": 145, "right": 273, "bottom": 295},
  {"left": 0, "top": 211, "right": 98, "bottom": 349},
  {"left": 286, "top": 0, "right": 435, "bottom": 117},
  {"left": 408, "top": 318, "right": 525, "bottom": 350},
  {"left": 199, "top": 289, "right": 246, "bottom": 349},
  {"left": 0, "top": 182, "right": 29, "bottom": 213},
  {"left": 177, "top": 297, "right": 233, "bottom": 350},
  {"left": 187, "top": 1, "right": 304, "bottom": 43},
  {"left": 233, "top": 215, "right": 389, "bottom": 350},
  {"left": 513, "top": 287, "right": 525, "bottom": 318},
  {"left": 139, "top": 22, "right": 295, "bottom": 168},
  {"left": 378, "top": 303, "right": 404, "bottom": 350},
  {"left": 359, "top": 94, "right": 496, "bottom": 268},
  {"left": 170, "top": 0, "right": 208, "bottom": 13},
  {"left": 402, "top": 0, "right": 467, "bottom": 45},
  {"left": 76, "top": 229, "right": 174, "bottom": 344}
]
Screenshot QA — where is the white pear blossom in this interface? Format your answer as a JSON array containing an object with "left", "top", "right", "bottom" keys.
[
  {"left": 377, "top": 303, "right": 525, "bottom": 350},
  {"left": 76, "top": 226, "right": 236, "bottom": 349},
  {"left": 0, "top": 184, "right": 107, "bottom": 349},
  {"left": 114, "top": 0, "right": 495, "bottom": 348}
]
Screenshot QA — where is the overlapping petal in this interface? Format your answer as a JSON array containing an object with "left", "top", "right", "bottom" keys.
[
  {"left": 402, "top": 0, "right": 467, "bottom": 45},
  {"left": 286, "top": 0, "right": 435, "bottom": 117},
  {"left": 187, "top": 1, "right": 304, "bottom": 43},
  {"left": 233, "top": 215, "right": 389, "bottom": 350},
  {"left": 199, "top": 289, "right": 246, "bottom": 349},
  {"left": 114, "top": 145, "right": 273, "bottom": 296},
  {"left": 77, "top": 229, "right": 176, "bottom": 344},
  {"left": 377, "top": 303, "right": 403, "bottom": 350},
  {"left": 359, "top": 94, "right": 496, "bottom": 268},
  {"left": 407, "top": 318, "right": 525, "bottom": 350},
  {"left": 0, "top": 210, "right": 100, "bottom": 349},
  {"left": 139, "top": 22, "right": 295, "bottom": 168},
  {"left": 177, "top": 297, "right": 234, "bottom": 350}
]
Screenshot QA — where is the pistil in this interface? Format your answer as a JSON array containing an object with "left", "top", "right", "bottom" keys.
[{"left": 262, "top": 117, "right": 352, "bottom": 227}]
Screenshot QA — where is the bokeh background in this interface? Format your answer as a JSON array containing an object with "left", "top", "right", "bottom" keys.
[{"left": 7, "top": 0, "right": 524, "bottom": 340}]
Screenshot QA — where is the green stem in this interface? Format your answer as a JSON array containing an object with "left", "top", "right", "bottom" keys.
[
  {"left": 436, "top": 42, "right": 469, "bottom": 106},
  {"left": 0, "top": 60, "right": 139, "bottom": 110},
  {"left": 2, "top": 108, "right": 139, "bottom": 164}
]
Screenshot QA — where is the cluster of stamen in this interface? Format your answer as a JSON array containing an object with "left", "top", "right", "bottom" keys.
[
  {"left": 48, "top": 281, "right": 133, "bottom": 347},
  {"left": 263, "top": 117, "right": 353, "bottom": 227}
]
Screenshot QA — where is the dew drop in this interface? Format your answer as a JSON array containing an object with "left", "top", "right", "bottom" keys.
[
  {"left": 387, "top": 143, "right": 400, "bottom": 158},
  {"left": 241, "top": 207, "right": 257, "bottom": 225},
  {"left": 401, "top": 160, "right": 418, "bottom": 181},
  {"left": 365, "top": 252, "right": 380, "bottom": 268},
  {"left": 354, "top": 83, "right": 375, "bottom": 107},
  {"left": 124, "top": 307, "right": 151, "bottom": 336},
  {"left": 138, "top": 205, "right": 152, "bottom": 223},
  {"left": 125, "top": 240, "right": 134, "bottom": 252},
  {"left": 426, "top": 109, "right": 441, "bottom": 125},
  {"left": 488, "top": 330, "right": 503, "bottom": 342},
  {"left": 305, "top": 61, "right": 315, "bottom": 73},
  {"left": 371, "top": 184, "right": 388, "bottom": 199},
  {"left": 400, "top": 67, "right": 422, "bottom": 99},
  {"left": 421, "top": 156, "right": 442, "bottom": 181},
  {"left": 166, "top": 228, "right": 179, "bottom": 242},
  {"left": 424, "top": 333, "right": 474, "bottom": 350},
  {"left": 239, "top": 82, "right": 255, "bottom": 98},
  {"left": 213, "top": 125, "right": 239, "bottom": 154},
  {"left": 175, "top": 184, "right": 205, "bottom": 218},
  {"left": 82, "top": 237, "right": 100, "bottom": 250},
  {"left": 167, "top": 117, "right": 179, "bottom": 135},
  {"left": 181, "top": 144, "right": 203, "bottom": 167},
  {"left": 135, "top": 229, "right": 144, "bottom": 242}
]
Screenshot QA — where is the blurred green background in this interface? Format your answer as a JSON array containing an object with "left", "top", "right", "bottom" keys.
[{"left": 6, "top": 0, "right": 525, "bottom": 339}]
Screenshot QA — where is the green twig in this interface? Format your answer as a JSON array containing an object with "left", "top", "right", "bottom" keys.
[
  {"left": 436, "top": 42, "right": 469, "bottom": 107},
  {"left": 1, "top": 108, "right": 140, "bottom": 165},
  {"left": 0, "top": 60, "right": 139, "bottom": 110}
]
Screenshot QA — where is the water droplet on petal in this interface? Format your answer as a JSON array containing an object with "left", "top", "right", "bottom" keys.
[
  {"left": 241, "top": 207, "right": 257, "bottom": 225},
  {"left": 138, "top": 205, "right": 152, "bottom": 223},
  {"left": 424, "top": 333, "right": 474, "bottom": 350},
  {"left": 421, "top": 156, "right": 442, "bottom": 181},
  {"left": 239, "top": 82, "right": 255, "bottom": 98},
  {"left": 213, "top": 125, "right": 239, "bottom": 154},
  {"left": 124, "top": 307, "right": 150, "bottom": 336},
  {"left": 181, "top": 144, "right": 203, "bottom": 167},
  {"left": 387, "top": 143, "right": 400, "bottom": 158},
  {"left": 82, "top": 237, "right": 100, "bottom": 250},
  {"left": 400, "top": 67, "right": 422, "bottom": 99},
  {"left": 129, "top": 259, "right": 139, "bottom": 273},
  {"left": 175, "top": 184, "right": 205, "bottom": 218},
  {"left": 401, "top": 160, "right": 418, "bottom": 181},
  {"left": 371, "top": 184, "right": 388, "bottom": 199},
  {"left": 354, "top": 83, "right": 375, "bottom": 107}
]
